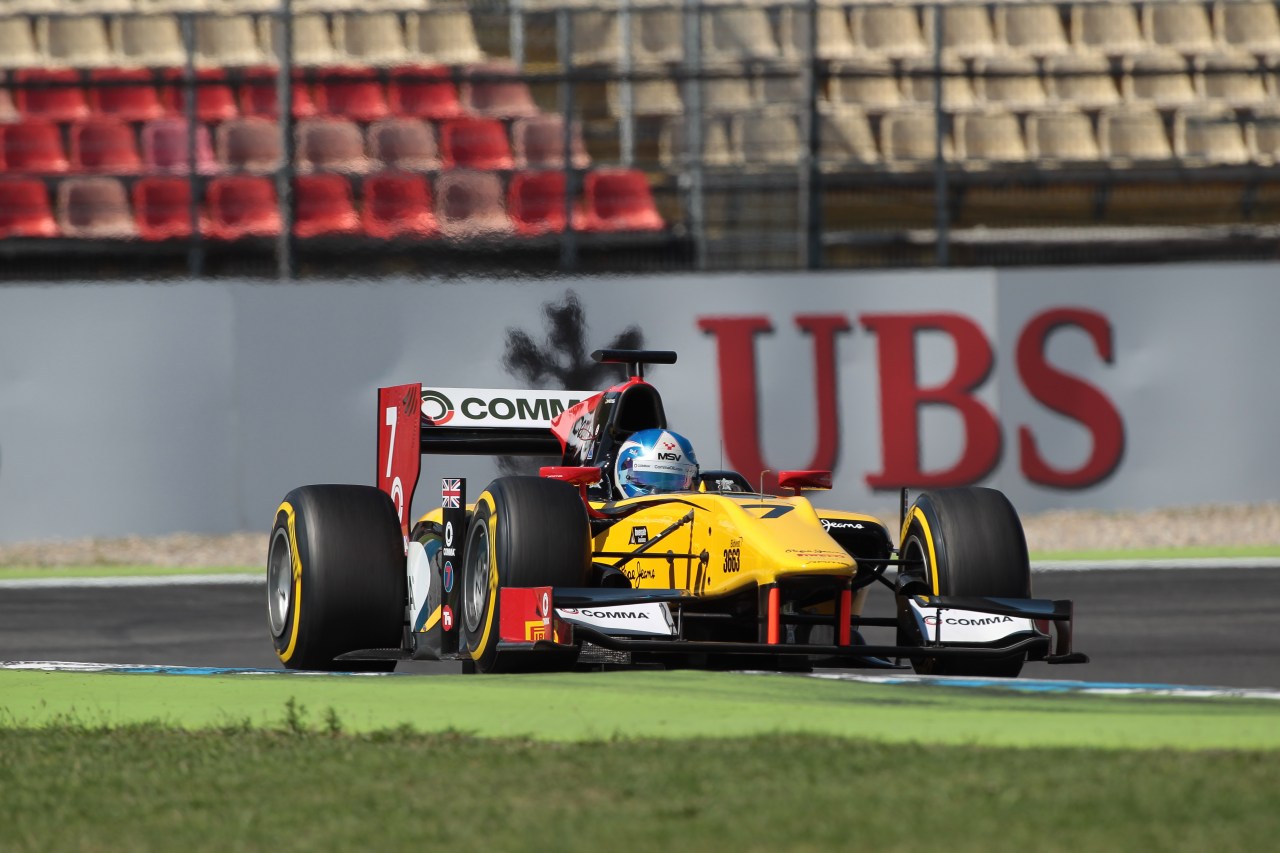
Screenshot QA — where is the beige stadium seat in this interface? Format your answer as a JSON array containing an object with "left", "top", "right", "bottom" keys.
[
  {"left": 337, "top": 13, "right": 411, "bottom": 66},
  {"left": 735, "top": 108, "right": 802, "bottom": 167},
  {"left": 571, "top": 9, "right": 619, "bottom": 67},
  {"left": 409, "top": 8, "right": 484, "bottom": 66},
  {"left": 1246, "top": 104, "right": 1280, "bottom": 164},
  {"left": 435, "top": 169, "right": 512, "bottom": 239},
  {"left": 296, "top": 117, "right": 372, "bottom": 173},
  {"left": 659, "top": 115, "right": 737, "bottom": 168},
  {"left": 1147, "top": 2, "right": 1216, "bottom": 55},
  {"left": 853, "top": 4, "right": 928, "bottom": 59},
  {"left": 196, "top": 15, "right": 268, "bottom": 67},
  {"left": 1045, "top": 53, "right": 1121, "bottom": 107},
  {"left": 900, "top": 56, "right": 975, "bottom": 110},
  {"left": 1175, "top": 105, "right": 1250, "bottom": 164},
  {"left": 955, "top": 109, "right": 1029, "bottom": 165},
  {"left": 931, "top": 3, "right": 999, "bottom": 58},
  {"left": 57, "top": 177, "right": 138, "bottom": 239},
  {"left": 829, "top": 58, "right": 903, "bottom": 112},
  {"left": 135, "top": 0, "right": 214, "bottom": 11},
  {"left": 1199, "top": 53, "right": 1270, "bottom": 106},
  {"left": 367, "top": 117, "right": 440, "bottom": 170},
  {"left": 974, "top": 55, "right": 1047, "bottom": 110},
  {"left": 996, "top": 3, "right": 1070, "bottom": 56},
  {"left": 817, "top": 105, "right": 878, "bottom": 169},
  {"left": 4, "top": 0, "right": 61, "bottom": 12},
  {"left": 216, "top": 116, "right": 283, "bottom": 172},
  {"left": 1072, "top": 2, "right": 1147, "bottom": 56},
  {"left": 1099, "top": 105, "right": 1174, "bottom": 163},
  {"left": 780, "top": 5, "right": 856, "bottom": 61},
  {"left": 702, "top": 4, "right": 780, "bottom": 64},
  {"left": 881, "top": 109, "right": 953, "bottom": 167},
  {"left": 702, "top": 76, "right": 757, "bottom": 113},
  {"left": 632, "top": 7, "right": 684, "bottom": 65},
  {"left": 260, "top": 14, "right": 342, "bottom": 67},
  {"left": 1026, "top": 108, "right": 1101, "bottom": 162},
  {"left": 0, "top": 16, "right": 41, "bottom": 68},
  {"left": 1123, "top": 52, "right": 1198, "bottom": 106},
  {"left": 113, "top": 15, "right": 188, "bottom": 68},
  {"left": 1217, "top": 1, "right": 1280, "bottom": 56},
  {"left": 608, "top": 78, "right": 683, "bottom": 117},
  {"left": 754, "top": 66, "right": 803, "bottom": 107},
  {"left": 0, "top": 72, "right": 16, "bottom": 122},
  {"left": 39, "top": 15, "right": 114, "bottom": 67},
  {"left": 59, "top": 0, "right": 133, "bottom": 13}
]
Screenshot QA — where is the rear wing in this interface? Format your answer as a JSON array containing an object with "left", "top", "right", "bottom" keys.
[{"left": 376, "top": 383, "right": 591, "bottom": 536}]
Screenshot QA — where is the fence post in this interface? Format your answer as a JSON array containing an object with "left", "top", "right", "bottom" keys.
[
  {"left": 931, "top": 2, "right": 950, "bottom": 267},
  {"left": 557, "top": 7, "right": 579, "bottom": 271},
  {"left": 683, "top": 0, "right": 706, "bottom": 270},
  {"left": 274, "top": 0, "right": 296, "bottom": 281},
  {"left": 180, "top": 13, "right": 204, "bottom": 277},
  {"left": 800, "top": 0, "right": 822, "bottom": 269}
]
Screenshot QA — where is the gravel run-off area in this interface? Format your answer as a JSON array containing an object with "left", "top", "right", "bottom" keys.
[{"left": 2, "top": 504, "right": 1280, "bottom": 567}]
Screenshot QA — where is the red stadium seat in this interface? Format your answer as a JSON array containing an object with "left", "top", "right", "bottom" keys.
[
  {"left": 3, "top": 122, "right": 70, "bottom": 174},
  {"left": 387, "top": 65, "right": 461, "bottom": 120},
  {"left": 294, "top": 173, "right": 360, "bottom": 238},
  {"left": 160, "top": 68, "right": 238, "bottom": 123},
  {"left": 580, "top": 168, "right": 664, "bottom": 232},
  {"left": 435, "top": 169, "right": 512, "bottom": 238},
  {"left": 238, "top": 67, "right": 317, "bottom": 119},
  {"left": 361, "top": 172, "right": 438, "bottom": 238},
  {"left": 205, "top": 175, "right": 281, "bottom": 240},
  {"left": 13, "top": 69, "right": 90, "bottom": 122},
  {"left": 312, "top": 66, "right": 389, "bottom": 123},
  {"left": 506, "top": 170, "right": 578, "bottom": 235},
  {"left": 69, "top": 117, "right": 142, "bottom": 173},
  {"left": 141, "top": 119, "right": 217, "bottom": 175},
  {"left": 88, "top": 68, "right": 165, "bottom": 122},
  {"left": 132, "top": 176, "right": 202, "bottom": 240},
  {"left": 56, "top": 177, "right": 138, "bottom": 239},
  {"left": 0, "top": 179, "right": 59, "bottom": 238},
  {"left": 461, "top": 62, "right": 539, "bottom": 119},
  {"left": 439, "top": 117, "right": 513, "bottom": 170}
]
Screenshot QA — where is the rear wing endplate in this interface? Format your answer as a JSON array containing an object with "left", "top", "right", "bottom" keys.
[{"left": 377, "top": 383, "right": 591, "bottom": 537}]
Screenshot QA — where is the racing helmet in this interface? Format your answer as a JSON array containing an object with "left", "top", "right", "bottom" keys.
[{"left": 614, "top": 429, "right": 699, "bottom": 498}]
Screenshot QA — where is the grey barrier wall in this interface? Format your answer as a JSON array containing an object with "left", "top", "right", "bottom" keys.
[{"left": 2, "top": 263, "right": 1278, "bottom": 543}]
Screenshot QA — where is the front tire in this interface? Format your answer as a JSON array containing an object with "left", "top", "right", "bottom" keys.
[
  {"left": 267, "top": 485, "right": 406, "bottom": 671},
  {"left": 461, "top": 476, "right": 591, "bottom": 673},
  {"left": 897, "top": 487, "right": 1031, "bottom": 678}
]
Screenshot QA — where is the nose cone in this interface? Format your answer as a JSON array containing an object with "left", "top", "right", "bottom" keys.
[{"left": 723, "top": 496, "right": 855, "bottom": 574}]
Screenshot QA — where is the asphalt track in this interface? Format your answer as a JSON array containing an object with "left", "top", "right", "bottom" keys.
[{"left": 2, "top": 567, "right": 1279, "bottom": 688}]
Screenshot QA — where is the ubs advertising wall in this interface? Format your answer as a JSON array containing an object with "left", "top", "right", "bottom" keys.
[{"left": 1, "top": 263, "right": 1277, "bottom": 542}]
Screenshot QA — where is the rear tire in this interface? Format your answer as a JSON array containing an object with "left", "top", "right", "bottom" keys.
[
  {"left": 897, "top": 487, "right": 1030, "bottom": 678},
  {"left": 267, "top": 485, "right": 406, "bottom": 671},
  {"left": 461, "top": 476, "right": 591, "bottom": 673}
]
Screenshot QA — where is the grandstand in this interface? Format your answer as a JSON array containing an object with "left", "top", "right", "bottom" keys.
[{"left": 0, "top": 0, "right": 1278, "bottom": 276}]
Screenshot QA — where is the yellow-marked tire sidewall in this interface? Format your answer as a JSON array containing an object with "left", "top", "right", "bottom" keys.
[
  {"left": 269, "top": 503, "right": 305, "bottom": 664},
  {"left": 462, "top": 491, "right": 500, "bottom": 669}
]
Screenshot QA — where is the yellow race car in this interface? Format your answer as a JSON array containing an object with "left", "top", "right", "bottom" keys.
[{"left": 267, "top": 349, "right": 1086, "bottom": 675}]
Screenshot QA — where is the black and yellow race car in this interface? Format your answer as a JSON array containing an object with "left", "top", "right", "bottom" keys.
[{"left": 267, "top": 349, "right": 1086, "bottom": 675}]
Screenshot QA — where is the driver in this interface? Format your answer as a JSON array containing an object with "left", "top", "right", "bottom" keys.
[{"left": 612, "top": 428, "right": 700, "bottom": 498}]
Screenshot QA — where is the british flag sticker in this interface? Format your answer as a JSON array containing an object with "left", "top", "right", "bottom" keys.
[{"left": 442, "top": 478, "right": 462, "bottom": 508}]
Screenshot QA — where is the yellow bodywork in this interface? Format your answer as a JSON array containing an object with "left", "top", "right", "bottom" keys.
[{"left": 415, "top": 490, "right": 885, "bottom": 609}]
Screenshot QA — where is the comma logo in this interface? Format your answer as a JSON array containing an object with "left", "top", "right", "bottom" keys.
[{"left": 421, "top": 390, "right": 455, "bottom": 425}]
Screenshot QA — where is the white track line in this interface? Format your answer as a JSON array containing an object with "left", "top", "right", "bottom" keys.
[
  {"left": 0, "top": 573, "right": 264, "bottom": 589},
  {"left": 1, "top": 558, "right": 1279, "bottom": 590}
]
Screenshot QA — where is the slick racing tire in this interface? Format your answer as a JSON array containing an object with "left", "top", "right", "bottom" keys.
[
  {"left": 268, "top": 485, "right": 406, "bottom": 672},
  {"left": 461, "top": 476, "right": 591, "bottom": 674},
  {"left": 897, "top": 487, "right": 1031, "bottom": 678}
]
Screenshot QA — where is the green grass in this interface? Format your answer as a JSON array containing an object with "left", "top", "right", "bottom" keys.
[
  {"left": 5, "top": 670, "right": 1280, "bottom": 751},
  {"left": 1030, "top": 544, "right": 1280, "bottom": 562},
  {"left": 1, "top": 723, "right": 1278, "bottom": 853}
]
